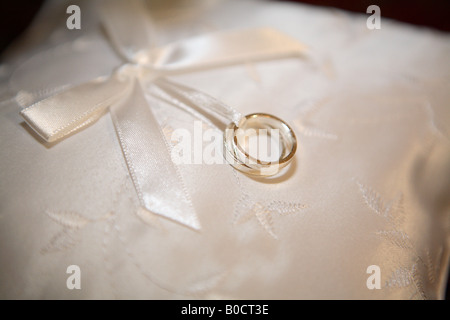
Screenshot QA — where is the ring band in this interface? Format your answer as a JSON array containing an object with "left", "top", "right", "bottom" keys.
[{"left": 223, "top": 113, "right": 297, "bottom": 176}]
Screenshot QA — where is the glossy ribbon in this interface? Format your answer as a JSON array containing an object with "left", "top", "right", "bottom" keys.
[{"left": 19, "top": 0, "right": 307, "bottom": 230}]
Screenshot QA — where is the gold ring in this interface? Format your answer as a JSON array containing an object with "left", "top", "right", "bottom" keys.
[{"left": 223, "top": 113, "right": 297, "bottom": 176}]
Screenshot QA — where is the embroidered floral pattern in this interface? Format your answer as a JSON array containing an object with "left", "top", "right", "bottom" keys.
[
  {"left": 356, "top": 180, "right": 444, "bottom": 299},
  {"left": 41, "top": 176, "right": 229, "bottom": 298},
  {"left": 41, "top": 210, "right": 111, "bottom": 254},
  {"left": 293, "top": 96, "right": 338, "bottom": 140},
  {"left": 233, "top": 193, "right": 307, "bottom": 239}
]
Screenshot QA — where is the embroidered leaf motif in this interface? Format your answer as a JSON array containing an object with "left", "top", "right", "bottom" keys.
[
  {"left": 293, "top": 96, "right": 338, "bottom": 140},
  {"left": 389, "top": 194, "right": 405, "bottom": 227},
  {"left": 46, "top": 210, "right": 90, "bottom": 229},
  {"left": 41, "top": 210, "right": 90, "bottom": 254},
  {"left": 376, "top": 230, "right": 413, "bottom": 249},
  {"left": 233, "top": 193, "right": 306, "bottom": 239},
  {"left": 386, "top": 263, "right": 426, "bottom": 299},
  {"left": 386, "top": 267, "right": 413, "bottom": 288},
  {"left": 254, "top": 204, "right": 276, "bottom": 240},
  {"left": 295, "top": 122, "right": 338, "bottom": 140},
  {"left": 356, "top": 182, "right": 390, "bottom": 218},
  {"left": 425, "top": 250, "right": 436, "bottom": 284},
  {"left": 41, "top": 228, "right": 77, "bottom": 254},
  {"left": 410, "top": 262, "right": 427, "bottom": 300},
  {"left": 267, "top": 200, "right": 308, "bottom": 216},
  {"left": 424, "top": 246, "right": 443, "bottom": 284},
  {"left": 356, "top": 180, "right": 435, "bottom": 299},
  {"left": 294, "top": 96, "right": 329, "bottom": 116},
  {"left": 233, "top": 193, "right": 254, "bottom": 225}
]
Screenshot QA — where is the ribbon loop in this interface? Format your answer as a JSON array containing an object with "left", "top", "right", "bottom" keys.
[{"left": 148, "top": 28, "right": 307, "bottom": 73}]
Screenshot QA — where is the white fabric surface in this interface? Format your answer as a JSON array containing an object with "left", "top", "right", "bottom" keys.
[{"left": 0, "top": 0, "right": 449, "bottom": 299}]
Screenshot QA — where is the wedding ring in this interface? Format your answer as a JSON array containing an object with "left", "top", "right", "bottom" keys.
[{"left": 224, "top": 113, "right": 297, "bottom": 176}]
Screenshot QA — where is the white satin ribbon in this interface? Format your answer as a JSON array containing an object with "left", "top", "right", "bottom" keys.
[{"left": 19, "top": 0, "right": 307, "bottom": 230}]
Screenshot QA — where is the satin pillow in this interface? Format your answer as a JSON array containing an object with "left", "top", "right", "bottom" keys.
[{"left": 0, "top": 0, "right": 449, "bottom": 299}]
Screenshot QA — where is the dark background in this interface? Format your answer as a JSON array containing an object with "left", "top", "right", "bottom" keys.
[
  {"left": 1, "top": 0, "right": 450, "bottom": 56},
  {"left": 285, "top": 0, "right": 450, "bottom": 31},
  {"left": 0, "top": 0, "right": 448, "bottom": 299}
]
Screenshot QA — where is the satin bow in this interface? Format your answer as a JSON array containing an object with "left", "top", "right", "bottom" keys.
[{"left": 19, "top": 0, "right": 307, "bottom": 230}]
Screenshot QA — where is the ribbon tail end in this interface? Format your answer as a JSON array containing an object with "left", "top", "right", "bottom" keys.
[{"left": 141, "top": 202, "right": 202, "bottom": 231}]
